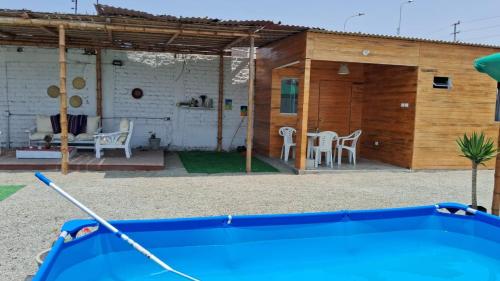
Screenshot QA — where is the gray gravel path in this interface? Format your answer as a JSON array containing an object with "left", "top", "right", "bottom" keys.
[{"left": 0, "top": 169, "right": 494, "bottom": 280}]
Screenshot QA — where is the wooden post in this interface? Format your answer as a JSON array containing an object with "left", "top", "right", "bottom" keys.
[
  {"left": 294, "top": 59, "right": 312, "bottom": 171},
  {"left": 245, "top": 36, "right": 255, "bottom": 173},
  {"left": 96, "top": 48, "right": 103, "bottom": 117},
  {"left": 59, "top": 25, "right": 69, "bottom": 174},
  {"left": 217, "top": 52, "right": 224, "bottom": 151},
  {"left": 493, "top": 128, "right": 500, "bottom": 215}
]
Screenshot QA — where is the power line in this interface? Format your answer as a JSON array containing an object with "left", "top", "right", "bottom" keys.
[
  {"left": 424, "top": 15, "right": 500, "bottom": 36},
  {"left": 459, "top": 23, "right": 500, "bottom": 34},
  {"left": 461, "top": 15, "right": 500, "bottom": 24},
  {"left": 462, "top": 33, "right": 500, "bottom": 41}
]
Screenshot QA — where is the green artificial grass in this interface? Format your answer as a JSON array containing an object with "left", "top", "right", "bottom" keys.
[
  {"left": 0, "top": 185, "right": 24, "bottom": 201},
  {"left": 178, "top": 151, "right": 279, "bottom": 174}
]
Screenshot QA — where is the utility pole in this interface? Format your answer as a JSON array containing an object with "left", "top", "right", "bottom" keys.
[
  {"left": 452, "top": 20, "right": 461, "bottom": 42},
  {"left": 71, "top": 0, "right": 78, "bottom": 14}
]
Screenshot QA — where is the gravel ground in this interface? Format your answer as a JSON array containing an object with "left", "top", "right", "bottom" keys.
[{"left": 0, "top": 169, "right": 494, "bottom": 280}]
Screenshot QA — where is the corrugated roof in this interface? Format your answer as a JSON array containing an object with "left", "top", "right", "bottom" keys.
[
  {"left": 93, "top": 4, "right": 309, "bottom": 31},
  {"left": 0, "top": 6, "right": 309, "bottom": 54},
  {"left": 0, "top": 5, "right": 497, "bottom": 55},
  {"left": 308, "top": 29, "right": 500, "bottom": 49}
]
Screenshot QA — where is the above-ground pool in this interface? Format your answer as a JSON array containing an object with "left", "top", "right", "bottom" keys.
[{"left": 34, "top": 203, "right": 500, "bottom": 281}]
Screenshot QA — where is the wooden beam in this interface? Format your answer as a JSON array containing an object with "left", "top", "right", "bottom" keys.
[
  {"left": 59, "top": 24, "right": 69, "bottom": 175},
  {"left": 39, "top": 26, "right": 58, "bottom": 36},
  {"left": 165, "top": 32, "right": 179, "bottom": 46},
  {"left": 0, "top": 17, "right": 258, "bottom": 38},
  {"left": 0, "top": 40, "right": 231, "bottom": 55},
  {"left": 294, "top": 59, "right": 311, "bottom": 171},
  {"left": 107, "top": 29, "right": 113, "bottom": 42},
  {"left": 96, "top": 48, "right": 103, "bottom": 117},
  {"left": 246, "top": 37, "right": 255, "bottom": 173},
  {"left": 274, "top": 60, "right": 300, "bottom": 70},
  {"left": 0, "top": 30, "right": 15, "bottom": 38},
  {"left": 493, "top": 127, "right": 500, "bottom": 215},
  {"left": 217, "top": 53, "right": 224, "bottom": 152},
  {"left": 223, "top": 36, "right": 247, "bottom": 50}
]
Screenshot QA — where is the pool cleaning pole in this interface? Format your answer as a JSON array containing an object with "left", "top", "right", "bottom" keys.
[{"left": 35, "top": 172, "right": 200, "bottom": 281}]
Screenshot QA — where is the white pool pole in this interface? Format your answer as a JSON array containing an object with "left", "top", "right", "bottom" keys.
[{"left": 35, "top": 172, "right": 200, "bottom": 281}]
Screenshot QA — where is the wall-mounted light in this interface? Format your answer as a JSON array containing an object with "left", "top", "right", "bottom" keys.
[
  {"left": 338, "top": 64, "right": 350, "bottom": 75},
  {"left": 112, "top": 60, "right": 123, "bottom": 66},
  {"left": 362, "top": 49, "right": 370, "bottom": 56}
]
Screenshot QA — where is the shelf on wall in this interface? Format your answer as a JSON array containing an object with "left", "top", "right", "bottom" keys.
[{"left": 177, "top": 105, "right": 215, "bottom": 111}]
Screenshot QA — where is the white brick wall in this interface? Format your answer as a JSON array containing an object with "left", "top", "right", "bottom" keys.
[{"left": 0, "top": 46, "right": 249, "bottom": 150}]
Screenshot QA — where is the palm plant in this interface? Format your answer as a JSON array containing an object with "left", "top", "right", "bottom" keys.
[{"left": 457, "top": 132, "right": 498, "bottom": 209}]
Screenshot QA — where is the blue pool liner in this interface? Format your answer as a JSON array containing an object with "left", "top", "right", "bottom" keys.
[{"left": 33, "top": 202, "right": 500, "bottom": 281}]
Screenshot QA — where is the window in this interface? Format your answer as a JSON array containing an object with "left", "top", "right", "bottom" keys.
[
  {"left": 280, "top": 78, "right": 299, "bottom": 113},
  {"left": 433, "top": 76, "right": 452, "bottom": 89}
]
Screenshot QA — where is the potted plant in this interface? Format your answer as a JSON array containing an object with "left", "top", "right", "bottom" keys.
[
  {"left": 457, "top": 132, "right": 498, "bottom": 212},
  {"left": 148, "top": 131, "right": 161, "bottom": 150}
]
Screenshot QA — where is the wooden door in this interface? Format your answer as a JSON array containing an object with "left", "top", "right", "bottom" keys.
[{"left": 318, "top": 80, "right": 352, "bottom": 136}]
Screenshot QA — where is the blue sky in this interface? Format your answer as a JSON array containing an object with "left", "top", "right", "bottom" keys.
[{"left": 1, "top": 0, "right": 500, "bottom": 46}]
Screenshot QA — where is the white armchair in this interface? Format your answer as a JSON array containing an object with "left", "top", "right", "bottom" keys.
[
  {"left": 336, "top": 130, "right": 362, "bottom": 166},
  {"left": 95, "top": 119, "right": 134, "bottom": 159}
]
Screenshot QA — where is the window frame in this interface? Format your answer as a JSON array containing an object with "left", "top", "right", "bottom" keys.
[
  {"left": 279, "top": 77, "right": 300, "bottom": 115},
  {"left": 433, "top": 76, "right": 452, "bottom": 90}
]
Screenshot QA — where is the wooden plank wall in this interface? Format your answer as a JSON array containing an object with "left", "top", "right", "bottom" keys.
[
  {"left": 306, "top": 32, "right": 420, "bottom": 67},
  {"left": 412, "top": 43, "right": 499, "bottom": 169},
  {"left": 255, "top": 31, "right": 500, "bottom": 169},
  {"left": 268, "top": 67, "right": 302, "bottom": 158},
  {"left": 308, "top": 61, "right": 364, "bottom": 132},
  {"left": 362, "top": 65, "right": 418, "bottom": 168},
  {"left": 255, "top": 32, "right": 307, "bottom": 156}
]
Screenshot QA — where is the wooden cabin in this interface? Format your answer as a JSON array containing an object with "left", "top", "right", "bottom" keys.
[{"left": 254, "top": 31, "right": 500, "bottom": 171}]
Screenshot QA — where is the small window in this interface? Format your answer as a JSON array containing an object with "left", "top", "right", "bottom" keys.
[
  {"left": 433, "top": 76, "right": 452, "bottom": 89},
  {"left": 280, "top": 78, "right": 299, "bottom": 114}
]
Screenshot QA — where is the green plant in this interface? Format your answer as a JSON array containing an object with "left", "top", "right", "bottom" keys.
[{"left": 457, "top": 132, "right": 498, "bottom": 209}]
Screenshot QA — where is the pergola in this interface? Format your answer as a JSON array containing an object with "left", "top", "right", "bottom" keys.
[{"left": 0, "top": 5, "right": 307, "bottom": 174}]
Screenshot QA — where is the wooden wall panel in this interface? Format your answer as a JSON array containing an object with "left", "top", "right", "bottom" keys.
[
  {"left": 254, "top": 32, "right": 307, "bottom": 156},
  {"left": 268, "top": 61, "right": 365, "bottom": 158},
  {"left": 269, "top": 67, "right": 302, "bottom": 158},
  {"left": 361, "top": 65, "right": 418, "bottom": 168},
  {"left": 256, "top": 30, "right": 500, "bottom": 170},
  {"left": 318, "top": 80, "right": 352, "bottom": 134},
  {"left": 308, "top": 61, "right": 364, "bottom": 132},
  {"left": 412, "top": 43, "right": 499, "bottom": 169},
  {"left": 307, "top": 32, "right": 420, "bottom": 66}
]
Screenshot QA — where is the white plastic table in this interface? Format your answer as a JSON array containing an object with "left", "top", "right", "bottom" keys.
[{"left": 306, "top": 132, "right": 320, "bottom": 159}]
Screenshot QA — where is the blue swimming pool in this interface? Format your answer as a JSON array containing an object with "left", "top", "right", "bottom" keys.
[{"left": 34, "top": 203, "right": 500, "bottom": 281}]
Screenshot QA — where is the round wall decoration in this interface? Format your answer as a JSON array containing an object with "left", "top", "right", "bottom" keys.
[
  {"left": 131, "top": 88, "right": 144, "bottom": 99},
  {"left": 47, "top": 85, "right": 60, "bottom": 98},
  {"left": 69, "top": 95, "right": 83, "bottom": 108},
  {"left": 72, "top": 77, "right": 86, "bottom": 90}
]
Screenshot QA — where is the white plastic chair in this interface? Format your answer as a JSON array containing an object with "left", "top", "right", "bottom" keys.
[
  {"left": 336, "top": 130, "right": 362, "bottom": 166},
  {"left": 313, "top": 131, "right": 338, "bottom": 168},
  {"left": 95, "top": 119, "right": 134, "bottom": 159},
  {"left": 279, "top": 127, "right": 296, "bottom": 162}
]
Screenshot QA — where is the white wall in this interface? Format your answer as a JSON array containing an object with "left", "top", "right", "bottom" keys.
[{"left": 0, "top": 46, "right": 249, "bottom": 150}]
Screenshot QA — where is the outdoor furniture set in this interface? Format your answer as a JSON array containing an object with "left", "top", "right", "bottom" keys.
[
  {"left": 279, "top": 126, "right": 362, "bottom": 168},
  {"left": 22, "top": 115, "right": 134, "bottom": 159}
]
